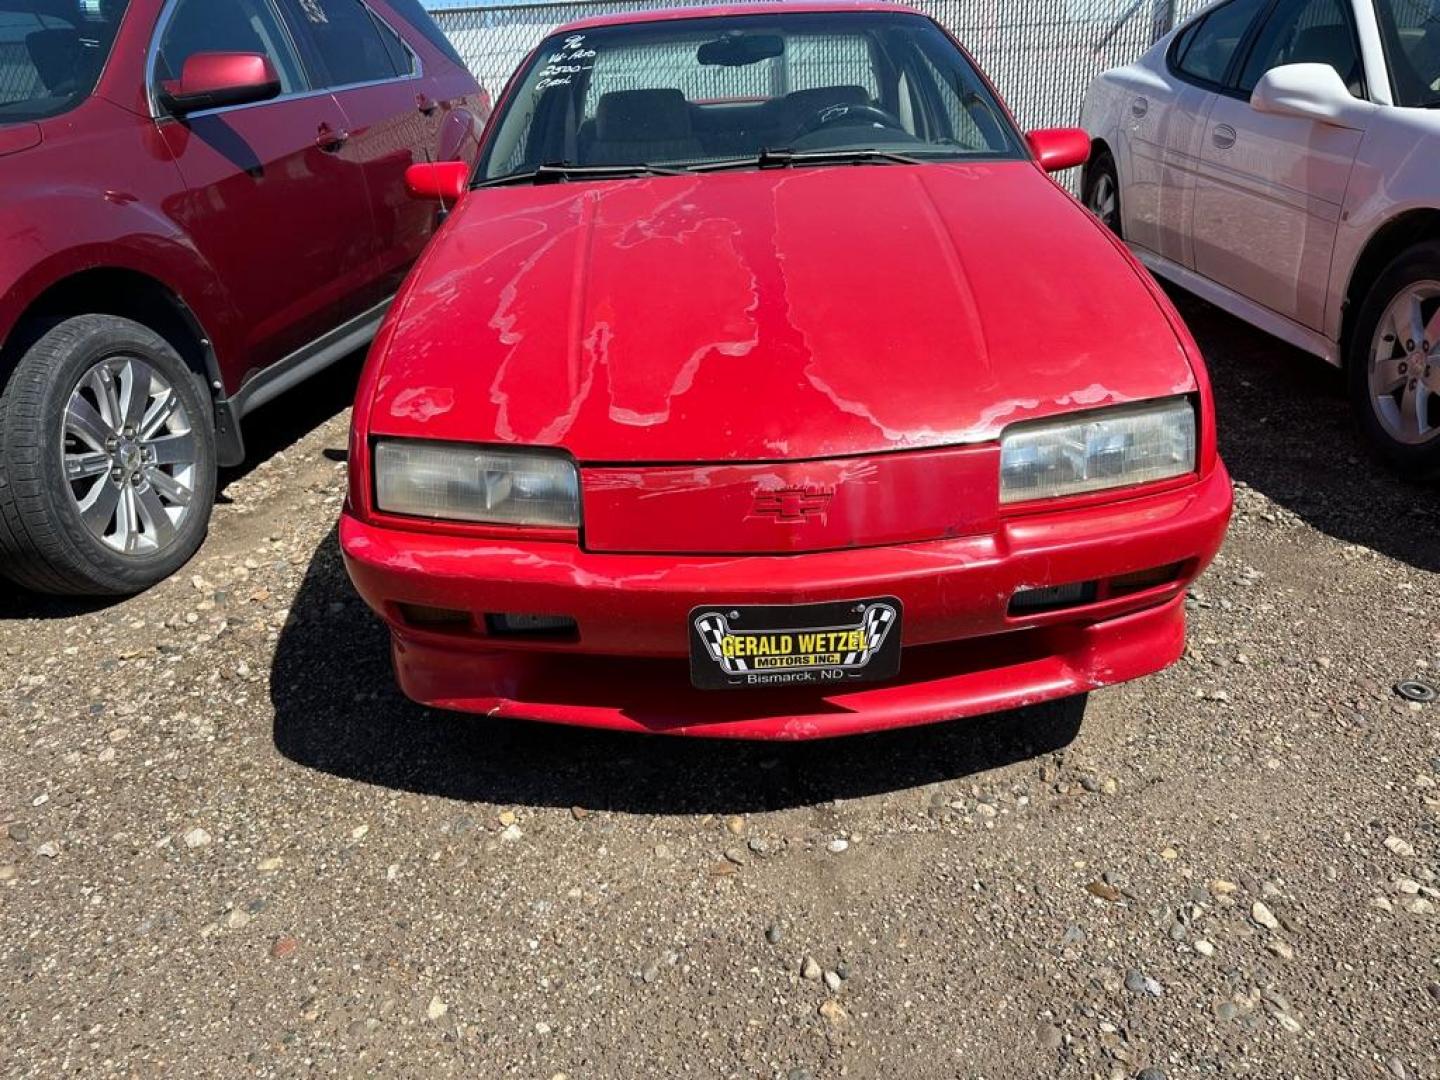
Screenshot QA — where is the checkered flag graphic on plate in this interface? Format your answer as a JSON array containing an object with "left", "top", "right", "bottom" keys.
[
  {"left": 844, "top": 603, "right": 898, "bottom": 666},
  {"left": 695, "top": 612, "right": 748, "bottom": 674}
]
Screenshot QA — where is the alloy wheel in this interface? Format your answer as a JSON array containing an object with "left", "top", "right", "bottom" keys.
[
  {"left": 1087, "top": 172, "right": 1119, "bottom": 232},
  {"left": 62, "top": 356, "right": 198, "bottom": 555},
  {"left": 1368, "top": 281, "right": 1440, "bottom": 446}
]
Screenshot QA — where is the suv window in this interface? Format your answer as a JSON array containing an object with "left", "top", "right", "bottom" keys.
[
  {"left": 1238, "top": 0, "right": 1364, "bottom": 95},
  {"left": 0, "top": 0, "right": 129, "bottom": 122},
  {"left": 156, "top": 0, "right": 305, "bottom": 96},
  {"left": 372, "top": 11, "right": 416, "bottom": 77},
  {"left": 286, "top": 0, "right": 400, "bottom": 87},
  {"left": 1173, "top": 0, "right": 1269, "bottom": 86},
  {"left": 381, "top": 0, "right": 469, "bottom": 70}
]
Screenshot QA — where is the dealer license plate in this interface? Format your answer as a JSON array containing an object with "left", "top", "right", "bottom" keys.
[{"left": 688, "top": 598, "right": 903, "bottom": 691}]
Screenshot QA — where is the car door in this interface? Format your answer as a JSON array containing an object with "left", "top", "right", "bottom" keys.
[
  {"left": 152, "top": 0, "right": 378, "bottom": 387},
  {"left": 1137, "top": 0, "right": 1271, "bottom": 268},
  {"left": 1191, "top": 0, "right": 1369, "bottom": 330},
  {"left": 280, "top": 0, "right": 441, "bottom": 299}
]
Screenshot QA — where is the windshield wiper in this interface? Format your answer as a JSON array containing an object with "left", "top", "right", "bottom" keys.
[
  {"left": 475, "top": 162, "right": 687, "bottom": 188},
  {"left": 688, "top": 147, "right": 935, "bottom": 173}
]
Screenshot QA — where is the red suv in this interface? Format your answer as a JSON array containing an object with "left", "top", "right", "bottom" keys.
[{"left": 0, "top": 0, "right": 486, "bottom": 596}]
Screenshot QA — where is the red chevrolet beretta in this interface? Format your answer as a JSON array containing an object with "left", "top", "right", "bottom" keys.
[{"left": 341, "top": 2, "right": 1233, "bottom": 740}]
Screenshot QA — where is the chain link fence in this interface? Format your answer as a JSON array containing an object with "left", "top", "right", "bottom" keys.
[{"left": 432, "top": 0, "right": 1214, "bottom": 134}]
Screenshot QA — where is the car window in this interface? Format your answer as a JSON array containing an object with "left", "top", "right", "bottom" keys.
[
  {"left": 1373, "top": 0, "right": 1440, "bottom": 107},
  {"left": 285, "top": 0, "right": 399, "bottom": 87},
  {"left": 156, "top": 0, "right": 305, "bottom": 96},
  {"left": 1173, "top": 0, "right": 1269, "bottom": 86},
  {"left": 480, "top": 11, "right": 1023, "bottom": 180},
  {"left": 905, "top": 32, "right": 1015, "bottom": 151},
  {"left": 0, "top": 0, "right": 129, "bottom": 122},
  {"left": 1238, "top": 0, "right": 1364, "bottom": 95},
  {"left": 579, "top": 32, "right": 879, "bottom": 116},
  {"left": 1171, "top": 19, "right": 1203, "bottom": 66}
]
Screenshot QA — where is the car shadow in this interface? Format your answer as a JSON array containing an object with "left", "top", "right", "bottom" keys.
[
  {"left": 270, "top": 526, "right": 1086, "bottom": 815},
  {"left": 0, "top": 351, "right": 364, "bottom": 621},
  {"left": 215, "top": 351, "right": 364, "bottom": 493},
  {"left": 1171, "top": 288, "right": 1440, "bottom": 574}
]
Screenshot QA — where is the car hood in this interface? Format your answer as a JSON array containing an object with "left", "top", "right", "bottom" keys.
[{"left": 368, "top": 162, "right": 1197, "bottom": 462}]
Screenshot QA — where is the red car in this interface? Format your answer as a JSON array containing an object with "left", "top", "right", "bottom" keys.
[
  {"left": 0, "top": 0, "right": 485, "bottom": 596},
  {"left": 342, "top": 2, "right": 1233, "bottom": 740}
]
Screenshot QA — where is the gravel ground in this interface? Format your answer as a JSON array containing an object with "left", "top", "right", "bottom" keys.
[{"left": 2, "top": 289, "right": 1438, "bottom": 1079}]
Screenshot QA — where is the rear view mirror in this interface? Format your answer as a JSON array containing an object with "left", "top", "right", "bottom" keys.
[
  {"left": 161, "top": 52, "right": 281, "bottom": 116},
  {"left": 1026, "top": 127, "right": 1091, "bottom": 173},
  {"left": 405, "top": 161, "right": 471, "bottom": 204},
  {"left": 697, "top": 33, "right": 785, "bottom": 67},
  {"left": 1250, "top": 63, "right": 1375, "bottom": 129}
]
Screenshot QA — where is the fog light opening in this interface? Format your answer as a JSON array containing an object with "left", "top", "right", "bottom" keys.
[
  {"left": 397, "top": 603, "right": 473, "bottom": 630},
  {"left": 1107, "top": 562, "right": 1186, "bottom": 597},
  {"left": 485, "top": 613, "right": 579, "bottom": 639},
  {"left": 1009, "top": 581, "right": 1098, "bottom": 615}
]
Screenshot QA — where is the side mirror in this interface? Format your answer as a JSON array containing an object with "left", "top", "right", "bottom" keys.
[
  {"left": 161, "top": 52, "right": 281, "bottom": 116},
  {"left": 1250, "top": 63, "right": 1374, "bottom": 128},
  {"left": 1027, "top": 127, "right": 1091, "bottom": 174},
  {"left": 405, "top": 161, "right": 471, "bottom": 204}
]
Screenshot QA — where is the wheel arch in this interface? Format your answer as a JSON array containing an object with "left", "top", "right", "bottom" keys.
[
  {"left": 0, "top": 266, "right": 245, "bottom": 466},
  {"left": 1082, "top": 137, "right": 1116, "bottom": 188},
  {"left": 1340, "top": 209, "right": 1440, "bottom": 363}
]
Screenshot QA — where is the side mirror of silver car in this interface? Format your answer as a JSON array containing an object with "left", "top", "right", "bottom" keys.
[{"left": 1250, "top": 63, "right": 1377, "bottom": 130}]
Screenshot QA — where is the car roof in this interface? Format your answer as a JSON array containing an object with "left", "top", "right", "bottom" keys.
[{"left": 553, "top": 2, "right": 929, "bottom": 35}]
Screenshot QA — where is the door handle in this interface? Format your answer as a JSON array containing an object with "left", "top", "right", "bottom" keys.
[
  {"left": 1131, "top": 97, "right": 1149, "bottom": 119},
  {"left": 416, "top": 94, "right": 438, "bottom": 117},
  {"left": 1212, "top": 124, "right": 1237, "bottom": 150},
  {"left": 315, "top": 124, "right": 350, "bottom": 152}
]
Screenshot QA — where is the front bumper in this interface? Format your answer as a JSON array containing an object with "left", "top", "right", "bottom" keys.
[{"left": 341, "top": 464, "right": 1231, "bottom": 739}]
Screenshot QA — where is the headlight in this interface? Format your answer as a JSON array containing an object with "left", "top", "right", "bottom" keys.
[
  {"left": 374, "top": 441, "right": 580, "bottom": 527},
  {"left": 1000, "top": 398, "right": 1196, "bottom": 504}
]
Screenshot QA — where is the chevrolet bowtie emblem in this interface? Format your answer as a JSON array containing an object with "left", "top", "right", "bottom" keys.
[{"left": 752, "top": 486, "right": 834, "bottom": 523}]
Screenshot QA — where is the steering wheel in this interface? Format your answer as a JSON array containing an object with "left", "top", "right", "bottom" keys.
[{"left": 793, "top": 103, "right": 907, "bottom": 141}]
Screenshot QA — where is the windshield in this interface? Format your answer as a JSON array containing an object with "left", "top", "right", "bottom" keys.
[
  {"left": 478, "top": 11, "right": 1023, "bottom": 182},
  {"left": 0, "top": 0, "right": 127, "bottom": 123},
  {"left": 1375, "top": 0, "right": 1440, "bottom": 106}
]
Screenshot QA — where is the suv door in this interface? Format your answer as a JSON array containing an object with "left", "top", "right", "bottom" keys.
[
  {"left": 1142, "top": 0, "right": 1270, "bottom": 268},
  {"left": 152, "top": 0, "right": 377, "bottom": 387},
  {"left": 1191, "top": 0, "right": 1369, "bottom": 330},
  {"left": 280, "top": 0, "right": 443, "bottom": 298}
]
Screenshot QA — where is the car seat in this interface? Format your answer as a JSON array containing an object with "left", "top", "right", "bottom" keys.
[{"left": 586, "top": 89, "right": 704, "bottom": 165}]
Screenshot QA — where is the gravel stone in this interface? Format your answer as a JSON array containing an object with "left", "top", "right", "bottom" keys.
[
  {"left": 1251, "top": 900, "right": 1280, "bottom": 929},
  {"left": 1384, "top": 836, "right": 1417, "bottom": 858},
  {"left": 1125, "top": 970, "right": 1163, "bottom": 998}
]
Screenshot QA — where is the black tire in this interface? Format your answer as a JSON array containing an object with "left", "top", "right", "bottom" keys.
[
  {"left": 1347, "top": 240, "right": 1440, "bottom": 475},
  {"left": 1083, "top": 149, "right": 1123, "bottom": 239},
  {"left": 0, "top": 314, "right": 217, "bottom": 596}
]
